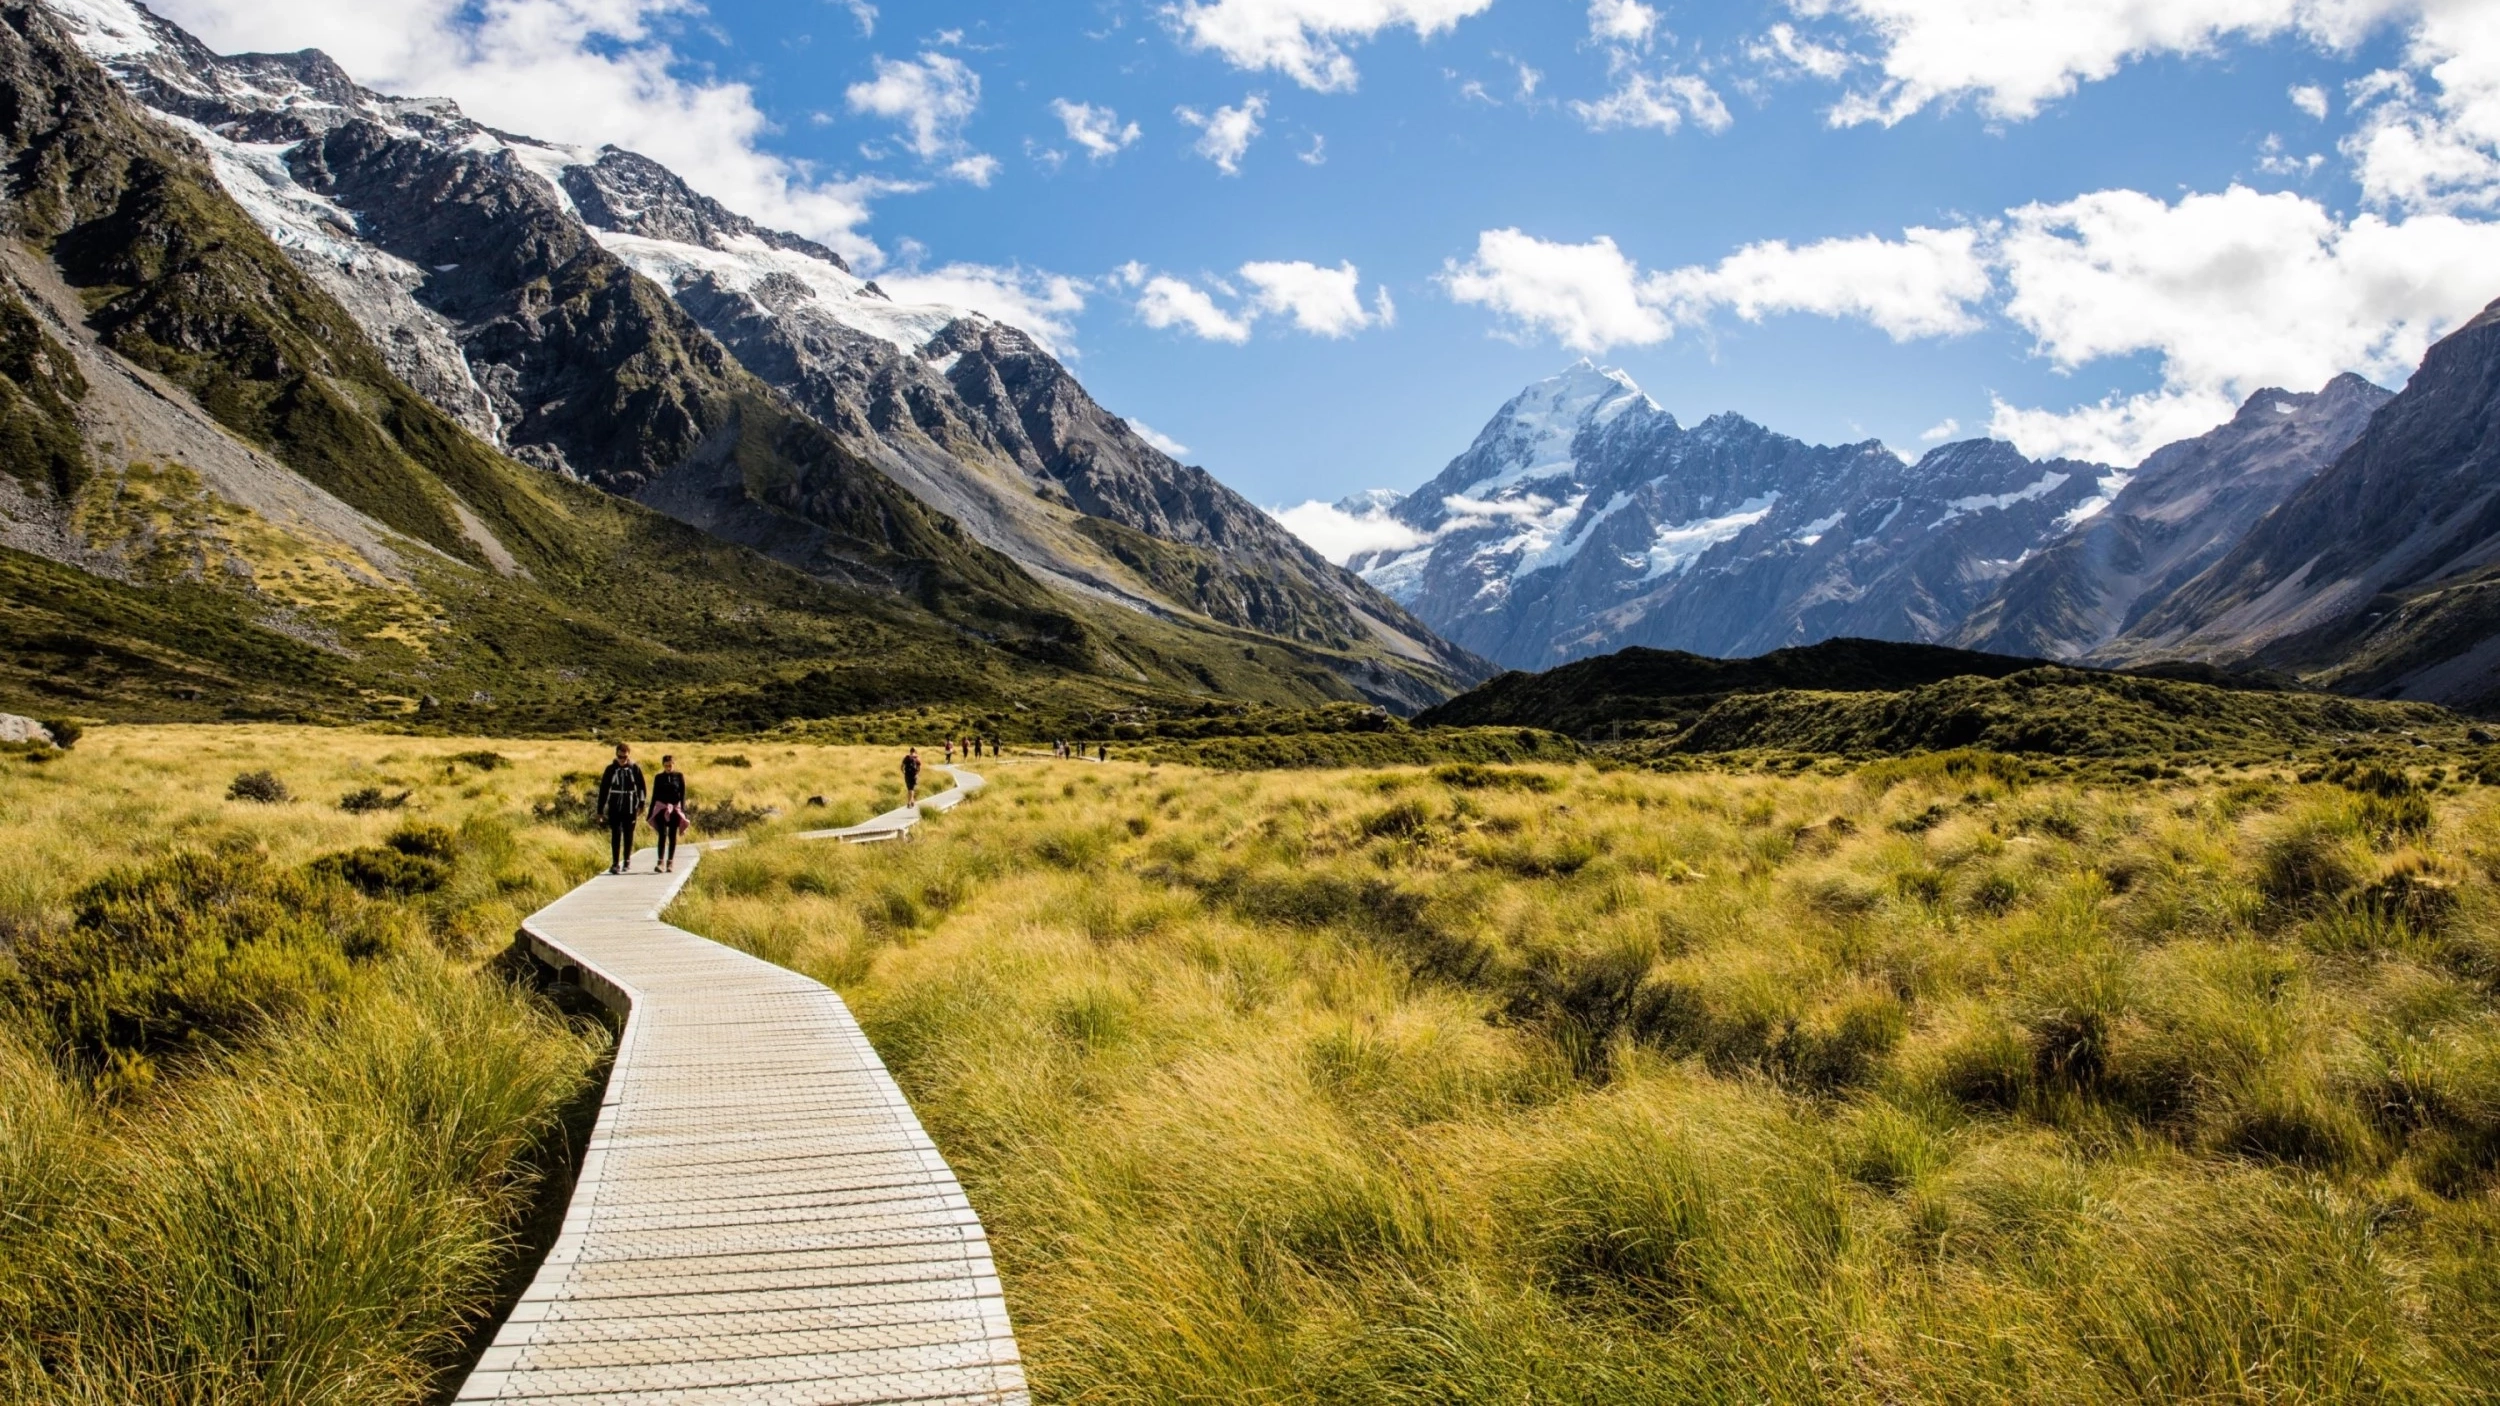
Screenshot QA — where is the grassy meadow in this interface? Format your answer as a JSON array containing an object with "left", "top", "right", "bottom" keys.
[
  {"left": 5, "top": 726, "right": 2500, "bottom": 1401},
  {"left": 0, "top": 727, "right": 899, "bottom": 1402},
  {"left": 685, "top": 749, "right": 2500, "bottom": 1404}
]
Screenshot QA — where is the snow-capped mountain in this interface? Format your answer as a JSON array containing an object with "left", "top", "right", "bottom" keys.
[
  {"left": 1355, "top": 362, "right": 2116, "bottom": 670},
  {"left": 49, "top": 0, "right": 1480, "bottom": 707}
]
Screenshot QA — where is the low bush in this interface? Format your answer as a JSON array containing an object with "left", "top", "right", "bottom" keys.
[
  {"left": 338, "top": 785, "right": 411, "bottom": 814},
  {"left": 7, "top": 849, "right": 407, "bottom": 1077},
  {"left": 225, "top": 770, "right": 290, "bottom": 804},
  {"left": 688, "top": 796, "right": 776, "bottom": 832}
]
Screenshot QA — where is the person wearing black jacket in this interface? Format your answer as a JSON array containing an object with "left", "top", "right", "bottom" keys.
[
  {"left": 596, "top": 743, "right": 648, "bottom": 875},
  {"left": 902, "top": 746, "right": 923, "bottom": 805},
  {"left": 649, "top": 755, "right": 689, "bottom": 874}
]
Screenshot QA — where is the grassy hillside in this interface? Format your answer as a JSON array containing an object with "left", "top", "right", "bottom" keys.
[
  {"left": 1665, "top": 667, "right": 2460, "bottom": 762},
  {"left": 1417, "top": 639, "right": 2062, "bottom": 736}
]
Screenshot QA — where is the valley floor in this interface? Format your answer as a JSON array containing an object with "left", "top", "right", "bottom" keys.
[{"left": 5, "top": 727, "right": 2500, "bottom": 1401}]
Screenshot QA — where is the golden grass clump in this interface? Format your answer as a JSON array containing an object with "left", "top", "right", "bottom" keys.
[
  {"left": 0, "top": 725, "right": 915, "bottom": 1403},
  {"left": 683, "top": 749, "right": 2500, "bottom": 1402}
]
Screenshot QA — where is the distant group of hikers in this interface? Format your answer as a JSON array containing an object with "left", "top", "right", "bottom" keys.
[
  {"left": 595, "top": 734, "right": 1114, "bottom": 877},
  {"left": 595, "top": 743, "right": 688, "bottom": 876}
]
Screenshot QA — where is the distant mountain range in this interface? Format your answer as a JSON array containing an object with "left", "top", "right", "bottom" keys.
[
  {"left": 1354, "top": 304, "right": 2500, "bottom": 712},
  {"left": 0, "top": 0, "right": 1484, "bottom": 726}
]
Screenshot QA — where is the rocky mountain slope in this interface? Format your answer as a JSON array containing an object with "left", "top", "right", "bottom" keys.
[
  {"left": 47, "top": 0, "right": 1479, "bottom": 710},
  {"left": 2105, "top": 298, "right": 2500, "bottom": 712},
  {"left": 1952, "top": 375, "right": 2391, "bottom": 660},
  {"left": 1353, "top": 363, "right": 2117, "bottom": 670},
  {"left": 0, "top": 0, "right": 1457, "bottom": 727}
]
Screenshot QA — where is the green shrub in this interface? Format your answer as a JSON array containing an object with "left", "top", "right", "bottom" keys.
[
  {"left": 447, "top": 750, "right": 508, "bottom": 771},
  {"left": 225, "top": 770, "right": 290, "bottom": 804},
  {"left": 40, "top": 718, "right": 81, "bottom": 750},
  {"left": 309, "top": 847, "right": 451, "bottom": 900},
  {"left": 688, "top": 797, "right": 776, "bottom": 832},
  {"left": 1432, "top": 762, "right": 1559, "bottom": 792},
  {"left": 1359, "top": 798, "right": 1432, "bottom": 840},
  {"left": 385, "top": 822, "right": 458, "bottom": 862},
  {"left": 9, "top": 850, "right": 406, "bottom": 1073},
  {"left": 337, "top": 786, "right": 410, "bottom": 814}
]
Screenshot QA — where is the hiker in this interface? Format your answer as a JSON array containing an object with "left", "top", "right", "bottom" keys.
[
  {"left": 1098, "top": 742, "right": 1108, "bottom": 763},
  {"left": 945, "top": 740, "right": 954, "bottom": 764},
  {"left": 903, "top": 746, "right": 923, "bottom": 805},
  {"left": 597, "top": 743, "right": 648, "bottom": 875},
  {"left": 650, "top": 755, "right": 689, "bottom": 874}
]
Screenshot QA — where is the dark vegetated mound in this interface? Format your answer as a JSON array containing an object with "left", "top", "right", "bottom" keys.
[
  {"left": 1421, "top": 638, "right": 2338, "bottom": 752},
  {"left": 449, "top": 749, "right": 509, "bottom": 771},
  {"left": 1666, "top": 667, "right": 2455, "bottom": 759},
  {"left": 688, "top": 797, "right": 777, "bottom": 832},
  {"left": 5, "top": 848, "right": 410, "bottom": 1081},
  {"left": 337, "top": 785, "right": 410, "bottom": 814},
  {"left": 1419, "top": 638, "right": 2061, "bottom": 736},
  {"left": 225, "top": 769, "right": 289, "bottom": 803},
  {"left": 1151, "top": 724, "right": 1578, "bottom": 771}
]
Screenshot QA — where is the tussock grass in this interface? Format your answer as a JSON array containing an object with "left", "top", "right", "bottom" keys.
[
  {"left": 686, "top": 750, "right": 2500, "bottom": 1402},
  {"left": 0, "top": 725, "right": 919, "bottom": 1403}
]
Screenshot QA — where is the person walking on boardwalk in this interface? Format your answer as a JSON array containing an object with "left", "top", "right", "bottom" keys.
[
  {"left": 903, "top": 746, "right": 924, "bottom": 806},
  {"left": 597, "top": 743, "right": 648, "bottom": 875},
  {"left": 649, "top": 754, "right": 689, "bottom": 874}
]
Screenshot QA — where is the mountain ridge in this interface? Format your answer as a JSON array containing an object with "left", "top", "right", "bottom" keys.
[{"left": 25, "top": 0, "right": 1486, "bottom": 716}]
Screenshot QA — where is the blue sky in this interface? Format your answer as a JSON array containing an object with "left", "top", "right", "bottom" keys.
[{"left": 151, "top": 0, "right": 2500, "bottom": 557}]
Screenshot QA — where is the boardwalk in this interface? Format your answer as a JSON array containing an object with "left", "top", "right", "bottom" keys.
[{"left": 456, "top": 770, "right": 1025, "bottom": 1404}]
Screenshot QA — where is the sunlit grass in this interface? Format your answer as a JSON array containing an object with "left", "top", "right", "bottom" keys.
[
  {"left": 686, "top": 750, "right": 2500, "bottom": 1403},
  {"left": 0, "top": 725, "right": 914, "bottom": 1403}
]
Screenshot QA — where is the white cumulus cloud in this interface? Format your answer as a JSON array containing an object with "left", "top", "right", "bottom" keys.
[
  {"left": 1121, "top": 265, "right": 1255, "bottom": 343},
  {"left": 1268, "top": 498, "right": 1427, "bottom": 563},
  {"left": 1051, "top": 98, "right": 1141, "bottom": 160},
  {"left": 1441, "top": 225, "right": 1986, "bottom": 352},
  {"left": 1805, "top": 0, "right": 2402, "bottom": 127},
  {"left": 1588, "top": 0, "right": 1660, "bottom": 48},
  {"left": 1441, "top": 229, "right": 1675, "bottom": 352},
  {"left": 1238, "top": 260, "right": 1393, "bottom": 336},
  {"left": 1177, "top": 95, "right": 1268, "bottom": 174},
  {"left": 1988, "top": 183, "right": 2500, "bottom": 460},
  {"left": 2291, "top": 82, "right": 2330, "bottom": 118},
  {"left": 1656, "top": 226, "right": 1992, "bottom": 339},
  {"left": 1573, "top": 69, "right": 1732, "bottom": 134},
  {"left": 1166, "top": 0, "right": 1496, "bottom": 92},
  {"left": 847, "top": 52, "right": 995, "bottom": 184},
  {"left": 138, "top": 0, "right": 895, "bottom": 262}
]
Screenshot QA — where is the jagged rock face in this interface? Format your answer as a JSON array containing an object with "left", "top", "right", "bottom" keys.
[
  {"left": 1358, "top": 363, "right": 2114, "bottom": 671},
  {"left": 51, "top": 0, "right": 1482, "bottom": 702},
  {"left": 561, "top": 150, "right": 847, "bottom": 268},
  {"left": 1954, "top": 375, "right": 2392, "bottom": 661},
  {"left": 2111, "top": 300, "right": 2500, "bottom": 710}
]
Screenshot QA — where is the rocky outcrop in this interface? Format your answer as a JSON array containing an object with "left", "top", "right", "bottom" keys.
[
  {"left": 2109, "top": 298, "right": 2500, "bottom": 711},
  {"left": 1955, "top": 375, "right": 2391, "bottom": 660}
]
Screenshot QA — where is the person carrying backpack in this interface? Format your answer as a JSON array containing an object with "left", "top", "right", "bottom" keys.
[
  {"left": 903, "top": 746, "right": 923, "bottom": 805},
  {"left": 596, "top": 743, "right": 648, "bottom": 875}
]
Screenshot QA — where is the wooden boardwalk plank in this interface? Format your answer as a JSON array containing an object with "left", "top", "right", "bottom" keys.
[{"left": 455, "top": 772, "right": 1024, "bottom": 1405}]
